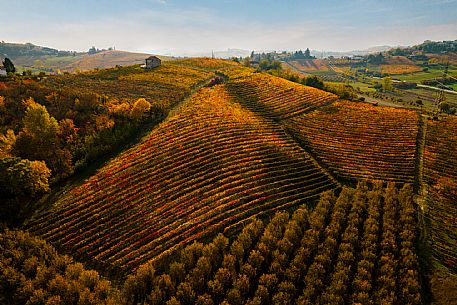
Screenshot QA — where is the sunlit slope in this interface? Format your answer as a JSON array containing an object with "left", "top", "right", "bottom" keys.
[
  {"left": 63, "top": 50, "right": 170, "bottom": 72},
  {"left": 45, "top": 61, "right": 214, "bottom": 107},
  {"left": 286, "top": 101, "right": 419, "bottom": 183},
  {"left": 424, "top": 116, "right": 457, "bottom": 271},
  {"left": 29, "top": 84, "right": 338, "bottom": 275},
  {"left": 227, "top": 72, "right": 339, "bottom": 120},
  {"left": 225, "top": 72, "right": 419, "bottom": 183}
]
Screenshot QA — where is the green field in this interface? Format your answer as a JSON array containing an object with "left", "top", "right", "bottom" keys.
[{"left": 394, "top": 67, "right": 457, "bottom": 82}]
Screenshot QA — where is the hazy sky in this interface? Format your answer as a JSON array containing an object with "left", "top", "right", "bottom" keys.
[{"left": 1, "top": 0, "right": 456, "bottom": 55}]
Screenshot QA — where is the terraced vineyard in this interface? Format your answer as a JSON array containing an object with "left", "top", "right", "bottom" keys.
[
  {"left": 227, "top": 72, "right": 339, "bottom": 120},
  {"left": 424, "top": 116, "right": 457, "bottom": 271},
  {"left": 28, "top": 84, "right": 338, "bottom": 275},
  {"left": 19, "top": 63, "right": 457, "bottom": 302}
]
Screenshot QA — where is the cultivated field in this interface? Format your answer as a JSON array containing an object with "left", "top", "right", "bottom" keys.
[
  {"left": 227, "top": 72, "right": 339, "bottom": 120},
  {"left": 120, "top": 183, "right": 422, "bottom": 305},
  {"left": 286, "top": 101, "right": 420, "bottom": 183},
  {"left": 19, "top": 63, "right": 456, "bottom": 302},
  {"left": 28, "top": 84, "right": 338, "bottom": 275},
  {"left": 424, "top": 116, "right": 457, "bottom": 271}
]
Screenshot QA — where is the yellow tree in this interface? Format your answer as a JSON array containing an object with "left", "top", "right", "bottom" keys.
[
  {"left": 0, "top": 129, "right": 16, "bottom": 157},
  {"left": 130, "top": 98, "right": 151, "bottom": 120},
  {"left": 14, "top": 98, "right": 72, "bottom": 179}
]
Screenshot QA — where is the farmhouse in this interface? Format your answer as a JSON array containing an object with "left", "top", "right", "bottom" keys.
[{"left": 145, "top": 56, "right": 161, "bottom": 69}]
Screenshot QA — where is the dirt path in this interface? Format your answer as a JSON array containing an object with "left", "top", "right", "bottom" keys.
[{"left": 415, "top": 114, "right": 429, "bottom": 245}]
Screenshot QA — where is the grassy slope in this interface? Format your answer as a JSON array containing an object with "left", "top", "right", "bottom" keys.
[
  {"left": 12, "top": 50, "right": 172, "bottom": 73},
  {"left": 63, "top": 50, "right": 171, "bottom": 72}
]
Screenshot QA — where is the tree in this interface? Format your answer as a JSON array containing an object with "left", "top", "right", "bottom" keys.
[
  {"left": 303, "top": 76, "right": 324, "bottom": 90},
  {"left": 259, "top": 60, "right": 270, "bottom": 71},
  {"left": 304, "top": 48, "right": 311, "bottom": 58},
  {"left": 438, "top": 101, "right": 452, "bottom": 114},
  {"left": 243, "top": 57, "right": 251, "bottom": 67},
  {"left": 0, "top": 157, "right": 51, "bottom": 197},
  {"left": 88, "top": 46, "right": 97, "bottom": 55},
  {"left": 122, "top": 264, "right": 156, "bottom": 305},
  {"left": 13, "top": 98, "right": 73, "bottom": 179},
  {"left": 130, "top": 98, "right": 151, "bottom": 120},
  {"left": 0, "top": 157, "right": 51, "bottom": 222},
  {"left": 382, "top": 76, "right": 393, "bottom": 92},
  {"left": 0, "top": 129, "right": 16, "bottom": 157},
  {"left": 0, "top": 230, "right": 117, "bottom": 305},
  {"left": 3, "top": 57, "right": 16, "bottom": 73}
]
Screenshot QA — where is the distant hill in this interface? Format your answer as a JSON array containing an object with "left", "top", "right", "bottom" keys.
[
  {"left": 313, "top": 46, "right": 393, "bottom": 58},
  {"left": 61, "top": 50, "right": 170, "bottom": 72},
  {"left": 0, "top": 41, "right": 73, "bottom": 58},
  {"left": 0, "top": 42, "right": 169, "bottom": 72}
]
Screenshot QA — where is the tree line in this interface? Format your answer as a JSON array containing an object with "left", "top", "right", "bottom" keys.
[
  {"left": 121, "top": 182, "right": 421, "bottom": 305},
  {"left": 0, "top": 77, "right": 156, "bottom": 225}
]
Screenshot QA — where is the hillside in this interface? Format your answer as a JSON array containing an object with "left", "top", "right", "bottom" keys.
[
  {"left": 1, "top": 60, "right": 456, "bottom": 303},
  {"left": 424, "top": 116, "right": 457, "bottom": 272},
  {"left": 0, "top": 42, "right": 169, "bottom": 72},
  {"left": 286, "top": 101, "right": 420, "bottom": 183},
  {"left": 62, "top": 50, "right": 170, "bottom": 72},
  {"left": 28, "top": 83, "right": 338, "bottom": 276}
]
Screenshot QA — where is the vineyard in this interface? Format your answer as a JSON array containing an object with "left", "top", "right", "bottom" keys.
[
  {"left": 380, "top": 64, "right": 422, "bottom": 75},
  {"left": 424, "top": 116, "right": 457, "bottom": 271},
  {"left": 170, "top": 57, "right": 240, "bottom": 71},
  {"left": 225, "top": 72, "right": 420, "bottom": 184},
  {"left": 226, "top": 73, "right": 339, "bottom": 120},
  {"left": 288, "top": 59, "right": 330, "bottom": 72},
  {"left": 121, "top": 182, "right": 422, "bottom": 305},
  {"left": 11, "top": 60, "right": 456, "bottom": 303},
  {"left": 286, "top": 101, "right": 420, "bottom": 183},
  {"left": 28, "top": 84, "right": 338, "bottom": 276},
  {"left": 45, "top": 61, "right": 216, "bottom": 107}
]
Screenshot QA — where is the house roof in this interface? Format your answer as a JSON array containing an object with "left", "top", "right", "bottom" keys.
[{"left": 146, "top": 55, "right": 160, "bottom": 60}]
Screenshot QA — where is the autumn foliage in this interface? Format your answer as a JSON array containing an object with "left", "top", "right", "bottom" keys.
[
  {"left": 424, "top": 116, "right": 457, "bottom": 271},
  {"left": 117, "top": 182, "right": 422, "bottom": 305},
  {"left": 28, "top": 84, "right": 338, "bottom": 276}
]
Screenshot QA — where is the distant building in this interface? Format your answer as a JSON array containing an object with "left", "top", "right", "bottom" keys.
[{"left": 145, "top": 56, "right": 161, "bottom": 69}]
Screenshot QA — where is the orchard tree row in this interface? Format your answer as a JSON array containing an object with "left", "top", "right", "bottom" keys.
[
  {"left": 122, "top": 182, "right": 422, "bottom": 305},
  {"left": 0, "top": 182, "right": 423, "bottom": 305}
]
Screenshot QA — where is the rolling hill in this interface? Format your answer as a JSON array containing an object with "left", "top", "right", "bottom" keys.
[
  {"left": 0, "top": 41, "right": 169, "bottom": 72},
  {"left": 21, "top": 64, "right": 456, "bottom": 280},
  {"left": 28, "top": 83, "right": 339, "bottom": 276},
  {"left": 0, "top": 59, "right": 451, "bottom": 305},
  {"left": 61, "top": 50, "right": 170, "bottom": 72}
]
